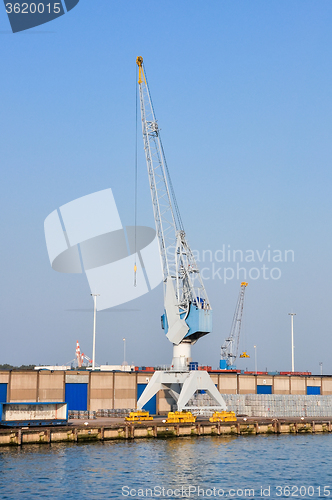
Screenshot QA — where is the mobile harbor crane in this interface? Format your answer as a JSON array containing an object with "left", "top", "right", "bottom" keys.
[
  {"left": 135, "top": 57, "right": 226, "bottom": 412},
  {"left": 220, "top": 282, "right": 249, "bottom": 370}
]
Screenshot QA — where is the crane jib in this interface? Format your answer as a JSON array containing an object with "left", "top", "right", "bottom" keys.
[{"left": 136, "top": 56, "right": 212, "bottom": 347}]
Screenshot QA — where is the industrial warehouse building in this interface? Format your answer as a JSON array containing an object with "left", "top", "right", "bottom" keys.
[{"left": 0, "top": 370, "right": 331, "bottom": 415}]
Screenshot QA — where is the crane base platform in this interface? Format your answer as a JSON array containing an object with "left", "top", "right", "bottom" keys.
[
  {"left": 137, "top": 370, "right": 227, "bottom": 412},
  {"left": 166, "top": 411, "right": 196, "bottom": 423},
  {"left": 125, "top": 411, "right": 153, "bottom": 422},
  {"left": 209, "top": 411, "right": 237, "bottom": 422}
]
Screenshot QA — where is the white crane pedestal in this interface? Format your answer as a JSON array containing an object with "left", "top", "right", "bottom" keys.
[{"left": 137, "top": 369, "right": 227, "bottom": 412}]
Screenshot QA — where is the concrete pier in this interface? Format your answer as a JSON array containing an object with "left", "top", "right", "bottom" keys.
[{"left": 0, "top": 417, "right": 331, "bottom": 446}]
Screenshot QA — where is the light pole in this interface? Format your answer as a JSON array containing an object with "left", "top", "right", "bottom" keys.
[
  {"left": 319, "top": 362, "right": 323, "bottom": 376},
  {"left": 254, "top": 345, "right": 257, "bottom": 374},
  {"left": 91, "top": 294, "right": 100, "bottom": 371},
  {"left": 123, "top": 338, "right": 126, "bottom": 366},
  {"left": 288, "top": 313, "right": 296, "bottom": 373}
]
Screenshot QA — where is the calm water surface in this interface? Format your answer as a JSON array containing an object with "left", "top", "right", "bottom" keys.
[{"left": 0, "top": 434, "right": 331, "bottom": 499}]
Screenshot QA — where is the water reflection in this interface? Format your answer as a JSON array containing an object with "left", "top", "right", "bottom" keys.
[{"left": 0, "top": 434, "right": 331, "bottom": 499}]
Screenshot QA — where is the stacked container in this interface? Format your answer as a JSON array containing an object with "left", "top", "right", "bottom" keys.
[{"left": 221, "top": 394, "right": 332, "bottom": 418}]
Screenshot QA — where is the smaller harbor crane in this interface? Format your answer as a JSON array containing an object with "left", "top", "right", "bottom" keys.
[{"left": 220, "top": 282, "right": 249, "bottom": 369}]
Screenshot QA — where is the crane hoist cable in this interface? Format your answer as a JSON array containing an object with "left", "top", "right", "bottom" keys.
[
  {"left": 134, "top": 64, "right": 138, "bottom": 286},
  {"left": 239, "top": 305, "right": 250, "bottom": 358}
]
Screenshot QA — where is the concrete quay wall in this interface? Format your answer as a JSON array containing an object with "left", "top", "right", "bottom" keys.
[
  {"left": 0, "top": 419, "right": 331, "bottom": 447},
  {"left": 1, "top": 371, "right": 332, "bottom": 414}
]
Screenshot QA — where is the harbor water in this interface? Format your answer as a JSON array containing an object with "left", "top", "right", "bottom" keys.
[{"left": 0, "top": 434, "right": 331, "bottom": 499}]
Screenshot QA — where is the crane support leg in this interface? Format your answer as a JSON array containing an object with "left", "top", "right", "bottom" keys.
[
  {"left": 137, "top": 371, "right": 184, "bottom": 410},
  {"left": 136, "top": 371, "right": 165, "bottom": 410},
  {"left": 176, "top": 371, "right": 227, "bottom": 411},
  {"left": 137, "top": 370, "right": 226, "bottom": 412}
]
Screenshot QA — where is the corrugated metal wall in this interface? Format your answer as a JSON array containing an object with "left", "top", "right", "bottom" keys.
[
  {"left": 257, "top": 384, "right": 272, "bottom": 394},
  {"left": 0, "top": 383, "right": 7, "bottom": 403},
  {"left": 65, "top": 383, "right": 88, "bottom": 411},
  {"left": 307, "top": 386, "right": 321, "bottom": 395}
]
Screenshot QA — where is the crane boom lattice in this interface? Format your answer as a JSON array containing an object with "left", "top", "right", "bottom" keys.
[{"left": 136, "top": 56, "right": 211, "bottom": 349}]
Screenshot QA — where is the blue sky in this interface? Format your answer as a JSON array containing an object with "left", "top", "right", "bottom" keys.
[{"left": 0, "top": 1, "right": 331, "bottom": 373}]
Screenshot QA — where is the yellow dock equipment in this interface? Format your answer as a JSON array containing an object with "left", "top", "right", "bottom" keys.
[
  {"left": 125, "top": 411, "right": 153, "bottom": 422},
  {"left": 166, "top": 411, "right": 196, "bottom": 423},
  {"left": 209, "top": 411, "right": 237, "bottom": 423}
]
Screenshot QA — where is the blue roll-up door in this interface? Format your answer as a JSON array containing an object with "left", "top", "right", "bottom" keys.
[
  {"left": 0, "top": 383, "right": 7, "bottom": 402},
  {"left": 257, "top": 385, "right": 272, "bottom": 394},
  {"left": 65, "top": 383, "right": 88, "bottom": 410},
  {"left": 137, "top": 384, "right": 156, "bottom": 414},
  {"left": 307, "top": 386, "right": 320, "bottom": 395}
]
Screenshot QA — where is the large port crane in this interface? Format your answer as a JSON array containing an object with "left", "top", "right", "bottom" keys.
[
  {"left": 136, "top": 57, "right": 226, "bottom": 411},
  {"left": 220, "top": 282, "right": 249, "bottom": 369}
]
